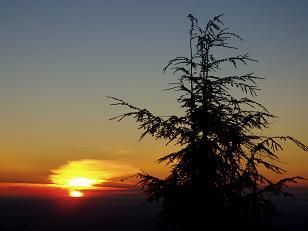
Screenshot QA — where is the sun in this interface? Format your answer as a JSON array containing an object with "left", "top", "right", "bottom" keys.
[
  {"left": 55, "top": 176, "right": 97, "bottom": 197},
  {"left": 49, "top": 161, "right": 105, "bottom": 197},
  {"left": 66, "top": 177, "right": 96, "bottom": 197},
  {"left": 49, "top": 159, "right": 138, "bottom": 197},
  {"left": 50, "top": 175, "right": 99, "bottom": 197},
  {"left": 69, "top": 190, "right": 84, "bottom": 197}
]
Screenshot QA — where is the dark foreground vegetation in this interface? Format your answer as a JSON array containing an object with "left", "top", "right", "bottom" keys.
[{"left": 110, "top": 14, "right": 308, "bottom": 230}]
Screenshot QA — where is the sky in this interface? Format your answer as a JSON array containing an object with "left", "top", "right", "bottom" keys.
[{"left": 0, "top": 0, "right": 307, "bottom": 196}]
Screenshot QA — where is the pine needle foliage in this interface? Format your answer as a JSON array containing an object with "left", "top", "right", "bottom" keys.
[{"left": 108, "top": 14, "right": 307, "bottom": 230}]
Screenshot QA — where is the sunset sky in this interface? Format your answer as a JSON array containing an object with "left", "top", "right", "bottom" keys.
[{"left": 0, "top": 0, "right": 307, "bottom": 197}]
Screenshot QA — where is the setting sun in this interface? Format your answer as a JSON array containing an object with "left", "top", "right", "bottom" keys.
[
  {"left": 49, "top": 160, "right": 105, "bottom": 196},
  {"left": 69, "top": 190, "right": 84, "bottom": 197},
  {"left": 48, "top": 159, "right": 138, "bottom": 197}
]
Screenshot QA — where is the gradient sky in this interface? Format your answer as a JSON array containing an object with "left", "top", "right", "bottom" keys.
[{"left": 0, "top": 0, "right": 307, "bottom": 190}]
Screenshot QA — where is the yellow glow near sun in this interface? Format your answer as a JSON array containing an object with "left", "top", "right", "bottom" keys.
[
  {"left": 68, "top": 177, "right": 96, "bottom": 187},
  {"left": 49, "top": 160, "right": 106, "bottom": 191}
]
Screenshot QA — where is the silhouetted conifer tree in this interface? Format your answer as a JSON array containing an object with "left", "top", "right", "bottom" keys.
[{"left": 109, "top": 14, "right": 307, "bottom": 230}]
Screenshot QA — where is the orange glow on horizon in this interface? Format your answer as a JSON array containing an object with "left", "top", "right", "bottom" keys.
[{"left": 0, "top": 182, "right": 137, "bottom": 198}]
